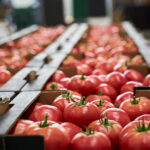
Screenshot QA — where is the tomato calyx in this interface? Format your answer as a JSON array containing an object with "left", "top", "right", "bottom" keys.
[
  {"left": 84, "top": 128, "right": 95, "bottom": 136},
  {"left": 96, "top": 99, "right": 105, "bottom": 107},
  {"left": 39, "top": 114, "right": 51, "bottom": 128},
  {"left": 50, "top": 84, "right": 57, "bottom": 90},
  {"left": 62, "top": 91, "right": 71, "bottom": 100},
  {"left": 136, "top": 119, "right": 150, "bottom": 132},
  {"left": 98, "top": 91, "right": 103, "bottom": 96},
  {"left": 99, "top": 115, "right": 114, "bottom": 129},
  {"left": 80, "top": 75, "right": 85, "bottom": 80},
  {"left": 71, "top": 96, "right": 87, "bottom": 106},
  {"left": 131, "top": 96, "right": 140, "bottom": 105}
]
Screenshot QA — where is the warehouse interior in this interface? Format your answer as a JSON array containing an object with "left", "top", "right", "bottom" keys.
[{"left": 0, "top": 1, "right": 150, "bottom": 150}]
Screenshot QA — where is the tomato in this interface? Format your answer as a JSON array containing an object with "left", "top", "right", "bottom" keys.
[
  {"left": 85, "top": 93, "right": 112, "bottom": 103},
  {"left": 83, "top": 58, "right": 98, "bottom": 69},
  {"left": 44, "top": 82, "right": 65, "bottom": 90},
  {"left": 120, "top": 97, "right": 150, "bottom": 120},
  {"left": 62, "top": 56, "right": 81, "bottom": 66},
  {"left": 68, "top": 75, "right": 98, "bottom": 96},
  {"left": 143, "top": 74, "right": 150, "bottom": 86},
  {"left": 106, "top": 71, "right": 127, "bottom": 91},
  {"left": 92, "top": 69, "right": 107, "bottom": 75},
  {"left": 130, "top": 55, "right": 145, "bottom": 65},
  {"left": 51, "top": 70, "right": 66, "bottom": 82},
  {"left": 29, "top": 105, "right": 63, "bottom": 122},
  {"left": 113, "top": 63, "right": 128, "bottom": 73},
  {"left": 26, "top": 102, "right": 42, "bottom": 119},
  {"left": 88, "top": 116, "right": 122, "bottom": 150},
  {"left": 135, "top": 114, "right": 150, "bottom": 121},
  {"left": 71, "top": 130, "right": 111, "bottom": 150},
  {"left": 102, "top": 108, "right": 131, "bottom": 127},
  {"left": 64, "top": 97, "right": 99, "bottom": 127},
  {"left": 91, "top": 99, "right": 114, "bottom": 114},
  {"left": 61, "top": 122, "right": 81, "bottom": 140},
  {"left": 120, "top": 81, "right": 143, "bottom": 94},
  {"left": 11, "top": 119, "right": 33, "bottom": 135},
  {"left": 98, "top": 75, "right": 107, "bottom": 84},
  {"left": 0, "top": 69, "right": 12, "bottom": 84},
  {"left": 124, "top": 69, "right": 144, "bottom": 82},
  {"left": 119, "top": 120, "right": 150, "bottom": 150},
  {"left": 10, "top": 58, "right": 28, "bottom": 69},
  {"left": 77, "top": 64, "right": 93, "bottom": 75},
  {"left": 24, "top": 115, "right": 69, "bottom": 150},
  {"left": 114, "top": 92, "right": 133, "bottom": 106},
  {"left": 97, "top": 83, "right": 117, "bottom": 100},
  {"left": 52, "top": 92, "right": 81, "bottom": 112},
  {"left": 59, "top": 77, "right": 71, "bottom": 88}
]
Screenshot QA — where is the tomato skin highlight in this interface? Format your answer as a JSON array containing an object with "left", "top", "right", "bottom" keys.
[{"left": 71, "top": 132, "right": 111, "bottom": 150}]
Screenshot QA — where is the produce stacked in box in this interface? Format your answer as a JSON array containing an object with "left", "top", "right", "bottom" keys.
[
  {"left": 0, "top": 25, "right": 65, "bottom": 87},
  {"left": 7, "top": 24, "right": 150, "bottom": 150}
]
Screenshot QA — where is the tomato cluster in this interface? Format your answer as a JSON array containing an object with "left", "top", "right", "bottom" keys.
[
  {"left": 11, "top": 25, "right": 150, "bottom": 150},
  {"left": 0, "top": 25, "right": 65, "bottom": 87}
]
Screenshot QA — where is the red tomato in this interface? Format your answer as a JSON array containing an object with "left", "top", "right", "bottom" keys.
[
  {"left": 88, "top": 117, "right": 122, "bottom": 150},
  {"left": 10, "top": 58, "right": 28, "bottom": 69},
  {"left": 106, "top": 71, "right": 127, "bottom": 91},
  {"left": 120, "top": 97, "right": 150, "bottom": 120},
  {"left": 52, "top": 92, "right": 81, "bottom": 112},
  {"left": 124, "top": 69, "right": 144, "bottom": 82},
  {"left": 77, "top": 64, "right": 93, "bottom": 75},
  {"left": 11, "top": 119, "right": 33, "bottom": 135},
  {"left": 113, "top": 63, "right": 127, "bottom": 73},
  {"left": 44, "top": 82, "right": 65, "bottom": 90},
  {"left": 68, "top": 75, "right": 98, "bottom": 96},
  {"left": 71, "top": 130, "right": 111, "bottom": 150},
  {"left": 85, "top": 94, "right": 112, "bottom": 103},
  {"left": 61, "top": 122, "right": 81, "bottom": 140},
  {"left": 29, "top": 105, "right": 63, "bottom": 122},
  {"left": 92, "top": 69, "right": 107, "bottom": 75},
  {"left": 91, "top": 99, "right": 114, "bottom": 114},
  {"left": 114, "top": 92, "right": 133, "bottom": 106},
  {"left": 97, "top": 83, "right": 117, "bottom": 100},
  {"left": 64, "top": 97, "right": 99, "bottom": 127},
  {"left": 143, "top": 74, "right": 150, "bottom": 86},
  {"left": 135, "top": 114, "right": 150, "bottom": 121},
  {"left": 120, "top": 81, "right": 143, "bottom": 94},
  {"left": 119, "top": 120, "right": 150, "bottom": 150},
  {"left": 102, "top": 108, "right": 131, "bottom": 127},
  {"left": 51, "top": 70, "right": 66, "bottom": 82},
  {"left": 0, "top": 69, "right": 12, "bottom": 84},
  {"left": 24, "top": 116, "right": 69, "bottom": 150},
  {"left": 59, "top": 77, "right": 71, "bottom": 88},
  {"left": 62, "top": 56, "right": 81, "bottom": 66},
  {"left": 98, "top": 75, "right": 107, "bottom": 84}
]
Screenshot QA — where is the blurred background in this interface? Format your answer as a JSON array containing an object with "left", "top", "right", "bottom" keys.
[{"left": 0, "top": 0, "right": 150, "bottom": 39}]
